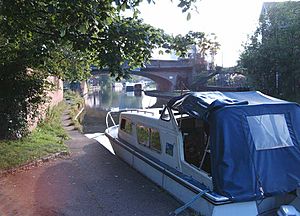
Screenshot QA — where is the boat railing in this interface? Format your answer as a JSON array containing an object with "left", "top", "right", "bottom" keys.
[{"left": 105, "top": 108, "right": 156, "bottom": 128}]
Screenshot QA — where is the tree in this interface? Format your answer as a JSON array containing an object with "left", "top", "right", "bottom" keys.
[
  {"left": 0, "top": 0, "right": 218, "bottom": 139},
  {"left": 0, "top": 0, "right": 200, "bottom": 77},
  {"left": 239, "top": 2, "right": 300, "bottom": 100}
]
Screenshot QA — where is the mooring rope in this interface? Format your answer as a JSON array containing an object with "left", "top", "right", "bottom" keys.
[{"left": 169, "top": 189, "right": 209, "bottom": 216}]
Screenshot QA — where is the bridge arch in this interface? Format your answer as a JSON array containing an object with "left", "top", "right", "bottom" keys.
[
  {"left": 90, "top": 60, "right": 194, "bottom": 91},
  {"left": 128, "top": 71, "right": 173, "bottom": 91}
]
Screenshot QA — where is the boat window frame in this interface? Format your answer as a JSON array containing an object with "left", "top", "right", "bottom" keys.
[
  {"left": 160, "top": 106, "right": 171, "bottom": 122},
  {"left": 136, "top": 123, "right": 162, "bottom": 154},
  {"left": 136, "top": 123, "right": 150, "bottom": 147},
  {"left": 120, "top": 117, "right": 133, "bottom": 135},
  {"left": 149, "top": 127, "right": 162, "bottom": 153}
]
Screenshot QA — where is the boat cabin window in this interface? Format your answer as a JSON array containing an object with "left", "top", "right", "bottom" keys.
[
  {"left": 120, "top": 118, "right": 133, "bottom": 134},
  {"left": 150, "top": 128, "right": 161, "bottom": 153},
  {"left": 137, "top": 124, "right": 161, "bottom": 153},
  {"left": 137, "top": 124, "right": 149, "bottom": 146},
  {"left": 178, "top": 117, "right": 211, "bottom": 174}
]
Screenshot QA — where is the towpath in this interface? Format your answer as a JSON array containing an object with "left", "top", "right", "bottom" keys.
[{"left": 0, "top": 112, "right": 189, "bottom": 216}]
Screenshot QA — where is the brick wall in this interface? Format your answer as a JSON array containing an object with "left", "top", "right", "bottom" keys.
[
  {"left": 28, "top": 76, "right": 64, "bottom": 131},
  {"left": 47, "top": 76, "right": 64, "bottom": 107}
]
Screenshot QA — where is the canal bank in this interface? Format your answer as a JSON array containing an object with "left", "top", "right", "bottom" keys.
[{"left": 0, "top": 107, "right": 192, "bottom": 216}]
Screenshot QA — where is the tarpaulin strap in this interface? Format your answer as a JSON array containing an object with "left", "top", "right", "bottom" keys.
[{"left": 169, "top": 189, "right": 209, "bottom": 216}]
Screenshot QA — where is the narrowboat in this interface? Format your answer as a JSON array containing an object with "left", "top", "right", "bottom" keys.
[{"left": 105, "top": 91, "right": 300, "bottom": 216}]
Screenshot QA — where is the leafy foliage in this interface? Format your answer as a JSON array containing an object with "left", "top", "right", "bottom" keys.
[
  {"left": 0, "top": 0, "right": 216, "bottom": 139},
  {"left": 0, "top": 0, "right": 204, "bottom": 79},
  {"left": 0, "top": 60, "right": 48, "bottom": 139},
  {"left": 239, "top": 2, "right": 300, "bottom": 100}
]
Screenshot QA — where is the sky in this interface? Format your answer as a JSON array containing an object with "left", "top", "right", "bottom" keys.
[{"left": 136, "top": 0, "right": 280, "bottom": 67}]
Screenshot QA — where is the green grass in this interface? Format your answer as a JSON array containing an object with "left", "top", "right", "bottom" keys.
[
  {"left": 0, "top": 102, "right": 69, "bottom": 170},
  {"left": 64, "top": 90, "right": 85, "bottom": 132}
]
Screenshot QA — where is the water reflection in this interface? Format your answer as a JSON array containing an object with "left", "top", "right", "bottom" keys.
[
  {"left": 83, "top": 87, "right": 158, "bottom": 133},
  {"left": 85, "top": 89, "right": 157, "bottom": 110}
]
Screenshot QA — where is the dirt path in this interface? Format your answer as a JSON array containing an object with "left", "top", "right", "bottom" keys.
[{"left": 0, "top": 112, "right": 187, "bottom": 216}]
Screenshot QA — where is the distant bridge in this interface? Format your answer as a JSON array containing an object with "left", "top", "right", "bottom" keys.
[{"left": 91, "top": 60, "right": 194, "bottom": 91}]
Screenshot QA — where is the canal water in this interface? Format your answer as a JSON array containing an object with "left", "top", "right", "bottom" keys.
[{"left": 82, "top": 87, "right": 166, "bottom": 134}]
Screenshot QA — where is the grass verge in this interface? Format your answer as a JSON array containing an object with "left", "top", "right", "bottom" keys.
[
  {"left": 64, "top": 90, "right": 85, "bottom": 132},
  {"left": 0, "top": 102, "right": 69, "bottom": 170}
]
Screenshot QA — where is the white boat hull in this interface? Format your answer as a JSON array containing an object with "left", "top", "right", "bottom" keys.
[{"left": 105, "top": 127, "right": 258, "bottom": 216}]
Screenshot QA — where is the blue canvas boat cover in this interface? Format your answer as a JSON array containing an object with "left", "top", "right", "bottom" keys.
[{"left": 168, "top": 91, "right": 300, "bottom": 202}]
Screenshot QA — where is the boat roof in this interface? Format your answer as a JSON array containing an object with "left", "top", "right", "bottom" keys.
[
  {"left": 167, "top": 91, "right": 292, "bottom": 121},
  {"left": 121, "top": 108, "right": 162, "bottom": 119}
]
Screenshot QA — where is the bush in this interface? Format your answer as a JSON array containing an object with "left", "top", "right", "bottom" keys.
[{"left": 0, "top": 64, "right": 48, "bottom": 140}]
